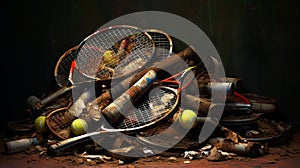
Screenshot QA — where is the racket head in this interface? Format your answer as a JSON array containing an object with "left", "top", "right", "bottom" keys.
[
  {"left": 100, "top": 85, "right": 180, "bottom": 133},
  {"left": 49, "top": 85, "right": 180, "bottom": 154},
  {"left": 74, "top": 25, "right": 155, "bottom": 83},
  {"left": 145, "top": 28, "right": 173, "bottom": 61},
  {"left": 54, "top": 46, "right": 91, "bottom": 87},
  {"left": 54, "top": 46, "right": 78, "bottom": 87},
  {"left": 46, "top": 106, "right": 75, "bottom": 139}
]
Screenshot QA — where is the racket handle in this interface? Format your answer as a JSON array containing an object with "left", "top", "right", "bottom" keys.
[
  {"left": 26, "top": 95, "right": 41, "bottom": 110},
  {"left": 251, "top": 102, "right": 276, "bottom": 113},
  {"left": 47, "top": 131, "right": 104, "bottom": 154},
  {"left": 224, "top": 103, "right": 252, "bottom": 112},
  {"left": 27, "top": 86, "right": 73, "bottom": 111},
  {"left": 102, "top": 70, "right": 157, "bottom": 124}
]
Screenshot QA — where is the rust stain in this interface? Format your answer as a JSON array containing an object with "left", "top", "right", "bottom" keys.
[{"left": 127, "top": 86, "right": 141, "bottom": 100}]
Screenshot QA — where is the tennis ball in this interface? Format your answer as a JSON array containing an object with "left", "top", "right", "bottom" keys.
[
  {"left": 34, "top": 115, "right": 48, "bottom": 133},
  {"left": 71, "top": 118, "right": 88, "bottom": 135},
  {"left": 103, "top": 50, "right": 119, "bottom": 67},
  {"left": 179, "top": 109, "right": 198, "bottom": 129}
]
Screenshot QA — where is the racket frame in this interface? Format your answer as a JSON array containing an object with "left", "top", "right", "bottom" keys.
[
  {"left": 74, "top": 25, "right": 156, "bottom": 83},
  {"left": 48, "top": 85, "right": 180, "bottom": 153}
]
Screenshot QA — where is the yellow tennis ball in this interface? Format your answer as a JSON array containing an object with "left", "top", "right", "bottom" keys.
[
  {"left": 71, "top": 118, "right": 88, "bottom": 135},
  {"left": 103, "top": 50, "right": 119, "bottom": 67},
  {"left": 179, "top": 109, "right": 198, "bottom": 129},
  {"left": 34, "top": 116, "right": 48, "bottom": 133}
]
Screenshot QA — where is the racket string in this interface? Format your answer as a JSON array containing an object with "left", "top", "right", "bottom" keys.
[
  {"left": 76, "top": 26, "right": 154, "bottom": 81},
  {"left": 55, "top": 46, "right": 92, "bottom": 87},
  {"left": 48, "top": 112, "right": 72, "bottom": 134},
  {"left": 115, "top": 88, "right": 177, "bottom": 130},
  {"left": 147, "top": 31, "right": 172, "bottom": 61}
]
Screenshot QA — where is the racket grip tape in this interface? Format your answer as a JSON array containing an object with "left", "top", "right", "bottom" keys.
[
  {"left": 26, "top": 95, "right": 41, "bottom": 110},
  {"left": 251, "top": 102, "right": 276, "bottom": 113}
]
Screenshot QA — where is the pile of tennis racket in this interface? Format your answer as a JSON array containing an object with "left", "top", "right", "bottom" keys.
[{"left": 22, "top": 24, "right": 291, "bottom": 157}]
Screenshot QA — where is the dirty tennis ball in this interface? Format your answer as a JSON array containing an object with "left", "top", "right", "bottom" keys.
[
  {"left": 103, "top": 50, "right": 119, "bottom": 67},
  {"left": 71, "top": 118, "right": 88, "bottom": 135},
  {"left": 179, "top": 109, "right": 198, "bottom": 129},
  {"left": 34, "top": 116, "right": 48, "bottom": 133}
]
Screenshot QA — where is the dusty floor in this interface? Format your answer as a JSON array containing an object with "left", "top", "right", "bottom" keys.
[{"left": 0, "top": 126, "right": 300, "bottom": 168}]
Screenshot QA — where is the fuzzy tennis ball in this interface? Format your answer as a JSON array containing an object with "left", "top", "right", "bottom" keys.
[
  {"left": 179, "top": 109, "right": 198, "bottom": 129},
  {"left": 71, "top": 118, "right": 88, "bottom": 135},
  {"left": 103, "top": 50, "right": 119, "bottom": 67},
  {"left": 34, "top": 115, "right": 48, "bottom": 133}
]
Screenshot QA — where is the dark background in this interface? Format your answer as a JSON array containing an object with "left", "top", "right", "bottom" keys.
[{"left": 1, "top": 0, "right": 299, "bottom": 125}]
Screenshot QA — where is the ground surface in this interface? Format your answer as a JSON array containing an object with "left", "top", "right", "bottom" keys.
[{"left": 0, "top": 128, "right": 300, "bottom": 168}]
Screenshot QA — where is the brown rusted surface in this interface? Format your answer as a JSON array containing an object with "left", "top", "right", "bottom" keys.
[
  {"left": 127, "top": 86, "right": 141, "bottom": 100},
  {"left": 182, "top": 94, "right": 212, "bottom": 116}
]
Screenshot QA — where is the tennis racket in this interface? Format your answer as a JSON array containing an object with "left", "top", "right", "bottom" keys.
[
  {"left": 27, "top": 25, "right": 155, "bottom": 111},
  {"left": 48, "top": 85, "right": 180, "bottom": 153},
  {"left": 48, "top": 65, "right": 197, "bottom": 153},
  {"left": 145, "top": 28, "right": 173, "bottom": 61},
  {"left": 75, "top": 24, "right": 155, "bottom": 83},
  {"left": 85, "top": 46, "right": 197, "bottom": 113},
  {"left": 54, "top": 46, "right": 78, "bottom": 87},
  {"left": 45, "top": 106, "right": 75, "bottom": 139},
  {"left": 53, "top": 45, "right": 91, "bottom": 88},
  {"left": 26, "top": 46, "right": 88, "bottom": 111},
  {"left": 136, "top": 110, "right": 209, "bottom": 152},
  {"left": 136, "top": 118, "right": 198, "bottom": 152},
  {"left": 63, "top": 28, "right": 174, "bottom": 119},
  {"left": 28, "top": 45, "right": 79, "bottom": 136}
]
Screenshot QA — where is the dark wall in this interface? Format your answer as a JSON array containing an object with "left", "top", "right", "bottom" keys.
[{"left": 1, "top": 0, "right": 299, "bottom": 124}]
